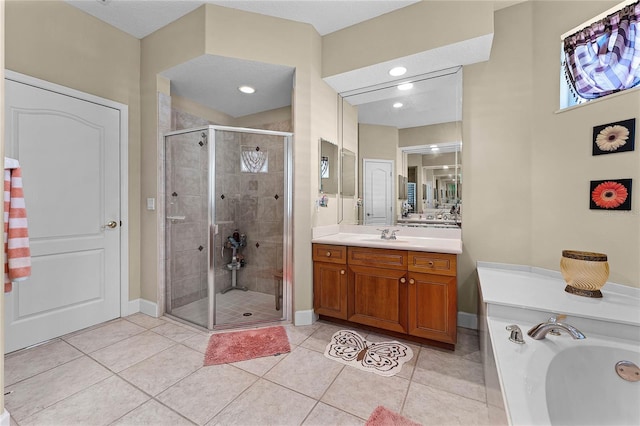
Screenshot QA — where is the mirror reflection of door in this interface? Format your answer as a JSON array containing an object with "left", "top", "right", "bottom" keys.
[{"left": 363, "top": 159, "right": 393, "bottom": 225}]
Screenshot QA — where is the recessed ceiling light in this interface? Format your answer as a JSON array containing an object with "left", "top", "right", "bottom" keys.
[
  {"left": 389, "top": 66, "right": 407, "bottom": 77},
  {"left": 238, "top": 85, "right": 256, "bottom": 94},
  {"left": 393, "top": 102, "right": 403, "bottom": 108},
  {"left": 397, "top": 83, "right": 413, "bottom": 91},
  {"left": 431, "top": 146, "right": 440, "bottom": 151},
  {"left": 443, "top": 165, "right": 449, "bottom": 170}
]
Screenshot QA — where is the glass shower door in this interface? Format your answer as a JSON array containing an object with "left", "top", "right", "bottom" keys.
[
  {"left": 164, "top": 129, "right": 210, "bottom": 328},
  {"left": 212, "top": 128, "right": 287, "bottom": 327}
]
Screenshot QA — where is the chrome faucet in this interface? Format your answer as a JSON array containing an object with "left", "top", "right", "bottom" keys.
[
  {"left": 527, "top": 315, "right": 586, "bottom": 340},
  {"left": 377, "top": 229, "right": 399, "bottom": 240}
]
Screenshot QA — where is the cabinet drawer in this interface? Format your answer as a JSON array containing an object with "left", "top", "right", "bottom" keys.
[
  {"left": 312, "top": 244, "right": 347, "bottom": 264},
  {"left": 348, "top": 247, "right": 407, "bottom": 270},
  {"left": 408, "top": 252, "right": 457, "bottom": 276}
]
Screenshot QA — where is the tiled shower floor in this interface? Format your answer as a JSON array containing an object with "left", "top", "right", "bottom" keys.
[{"left": 170, "top": 290, "right": 282, "bottom": 327}]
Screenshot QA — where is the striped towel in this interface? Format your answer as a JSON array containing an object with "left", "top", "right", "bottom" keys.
[{"left": 4, "top": 164, "right": 31, "bottom": 292}]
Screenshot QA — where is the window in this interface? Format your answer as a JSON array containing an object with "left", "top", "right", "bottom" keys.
[{"left": 560, "top": 0, "right": 640, "bottom": 109}]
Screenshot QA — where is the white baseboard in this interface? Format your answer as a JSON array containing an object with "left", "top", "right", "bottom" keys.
[
  {"left": 294, "top": 309, "right": 318, "bottom": 326},
  {"left": 123, "top": 299, "right": 140, "bottom": 316},
  {"left": 139, "top": 299, "right": 160, "bottom": 318},
  {"left": 123, "top": 299, "right": 160, "bottom": 318},
  {"left": 0, "top": 409, "right": 10, "bottom": 426},
  {"left": 458, "top": 311, "right": 478, "bottom": 330}
]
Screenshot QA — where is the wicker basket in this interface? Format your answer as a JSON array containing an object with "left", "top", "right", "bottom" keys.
[{"left": 560, "top": 250, "right": 609, "bottom": 298}]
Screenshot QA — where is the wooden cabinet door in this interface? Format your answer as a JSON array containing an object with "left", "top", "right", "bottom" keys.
[
  {"left": 407, "top": 272, "right": 457, "bottom": 344},
  {"left": 313, "top": 261, "right": 348, "bottom": 319},
  {"left": 347, "top": 265, "right": 408, "bottom": 333}
]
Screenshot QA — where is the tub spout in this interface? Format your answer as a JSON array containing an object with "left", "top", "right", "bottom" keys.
[{"left": 527, "top": 316, "right": 586, "bottom": 340}]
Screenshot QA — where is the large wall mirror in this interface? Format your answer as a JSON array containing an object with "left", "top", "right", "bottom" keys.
[{"left": 339, "top": 66, "right": 462, "bottom": 227}]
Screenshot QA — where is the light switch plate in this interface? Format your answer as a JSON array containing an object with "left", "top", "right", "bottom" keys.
[{"left": 147, "top": 198, "right": 155, "bottom": 211}]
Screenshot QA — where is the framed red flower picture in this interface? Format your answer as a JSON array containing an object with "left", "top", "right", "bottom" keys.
[
  {"left": 590, "top": 179, "right": 632, "bottom": 210},
  {"left": 592, "top": 118, "right": 635, "bottom": 155}
]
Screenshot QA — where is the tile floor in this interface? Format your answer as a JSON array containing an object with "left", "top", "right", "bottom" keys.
[
  {"left": 4, "top": 314, "right": 490, "bottom": 426},
  {"left": 171, "top": 290, "right": 282, "bottom": 327}
]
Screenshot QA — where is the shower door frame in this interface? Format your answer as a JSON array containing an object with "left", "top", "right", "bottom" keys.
[{"left": 164, "top": 125, "right": 294, "bottom": 330}]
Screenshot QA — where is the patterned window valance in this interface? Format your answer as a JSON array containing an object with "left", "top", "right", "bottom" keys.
[{"left": 563, "top": 1, "right": 640, "bottom": 100}]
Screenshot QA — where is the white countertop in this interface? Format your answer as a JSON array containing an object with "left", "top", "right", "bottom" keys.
[
  {"left": 311, "top": 224, "right": 462, "bottom": 254},
  {"left": 477, "top": 262, "right": 640, "bottom": 327}
]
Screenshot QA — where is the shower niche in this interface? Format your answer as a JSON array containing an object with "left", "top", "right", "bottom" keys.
[{"left": 164, "top": 126, "right": 293, "bottom": 329}]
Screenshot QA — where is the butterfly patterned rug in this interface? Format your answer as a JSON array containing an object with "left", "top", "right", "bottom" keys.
[{"left": 323, "top": 330, "right": 413, "bottom": 377}]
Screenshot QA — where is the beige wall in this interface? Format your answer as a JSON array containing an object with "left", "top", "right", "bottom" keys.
[
  {"left": 322, "top": 0, "right": 494, "bottom": 77},
  {"left": 139, "top": 6, "right": 207, "bottom": 305},
  {"left": 462, "top": 0, "right": 639, "bottom": 314},
  {"left": 399, "top": 122, "right": 461, "bottom": 147},
  {"left": 313, "top": 78, "right": 342, "bottom": 227},
  {"left": 4, "top": 1, "right": 142, "bottom": 300},
  {"left": 530, "top": 1, "right": 639, "bottom": 285}
]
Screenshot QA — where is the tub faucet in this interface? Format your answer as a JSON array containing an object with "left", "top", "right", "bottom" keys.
[{"left": 527, "top": 316, "right": 586, "bottom": 340}]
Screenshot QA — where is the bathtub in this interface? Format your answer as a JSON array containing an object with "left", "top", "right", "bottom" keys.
[
  {"left": 478, "top": 262, "right": 640, "bottom": 425},
  {"left": 487, "top": 317, "right": 640, "bottom": 425}
]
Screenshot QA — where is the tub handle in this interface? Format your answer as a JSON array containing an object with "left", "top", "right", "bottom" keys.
[{"left": 506, "top": 325, "right": 525, "bottom": 344}]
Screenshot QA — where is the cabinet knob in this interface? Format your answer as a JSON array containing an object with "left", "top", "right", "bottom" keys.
[
  {"left": 340, "top": 270, "right": 345, "bottom": 275},
  {"left": 409, "top": 278, "right": 415, "bottom": 285},
  {"left": 427, "top": 261, "right": 434, "bottom": 267},
  {"left": 326, "top": 252, "right": 331, "bottom": 257},
  {"left": 400, "top": 277, "right": 406, "bottom": 283}
]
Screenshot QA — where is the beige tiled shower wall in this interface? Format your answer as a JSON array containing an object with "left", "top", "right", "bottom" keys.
[{"left": 214, "top": 130, "right": 285, "bottom": 295}]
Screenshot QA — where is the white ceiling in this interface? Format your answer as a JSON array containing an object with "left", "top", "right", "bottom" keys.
[
  {"left": 66, "top": 0, "right": 421, "bottom": 39},
  {"left": 161, "top": 54, "right": 294, "bottom": 117},
  {"left": 348, "top": 67, "right": 463, "bottom": 129},
  {"left": 64, "top": 0, "right": 501, "bottom": 127}
]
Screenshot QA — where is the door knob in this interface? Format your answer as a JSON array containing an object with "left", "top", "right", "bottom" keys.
[
  {"left": 104, "top": 221, "right": 118, "bottom": 229},
  {"left": 409, "top": 278, "right": 415, "bottom": 284},
  {"left": 340, "top": 270, "right": 345, "bottom": 275},
  {"left": 400, "top": 277, "right": 406, "bottom": 283}
]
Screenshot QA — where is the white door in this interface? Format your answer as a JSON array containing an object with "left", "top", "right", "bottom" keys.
[
  {"left": 4, "top": 77, "right": 122, "bottom": 353},
  {"left": 363, "top": 159, "right": 393, "bottom": 225}
]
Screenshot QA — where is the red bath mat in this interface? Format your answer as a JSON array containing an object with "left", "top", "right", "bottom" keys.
[
  {"left": 365, "top": 406, "right": 421, "bottom": 426},
  {"left": 204, "top": 326, "right": 291, "bottom": 366}
]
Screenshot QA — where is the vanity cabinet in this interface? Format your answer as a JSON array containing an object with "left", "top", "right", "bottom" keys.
[
  {"left": 312, "top": 244, "right": 458, "bottom": 347},
  {"left": 312, "top": 244, "right": 348, "bottom": 319},
  {"left": 347, "top": 247, "right": 408, "bottom": 333},
  {"left": 407, "top": 251, "right": 457, "bottom": 344}
]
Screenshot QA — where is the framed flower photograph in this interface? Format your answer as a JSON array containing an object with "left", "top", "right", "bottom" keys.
[
  {"left": 592, "top": 118, "right": 635, "bottom": 155},
  {"left": 590, "top": 178, "right": 632, "bottom": 211}
]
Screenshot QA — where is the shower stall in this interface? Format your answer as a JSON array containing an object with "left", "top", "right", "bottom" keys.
[{"left": 164, "top": 125, "right": 293, "bottom": 330}]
